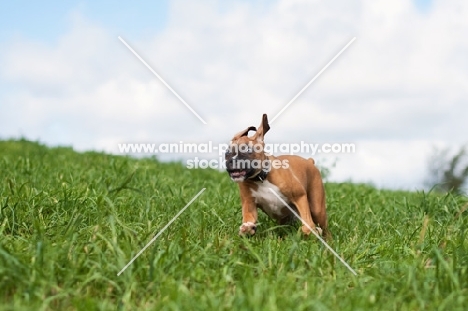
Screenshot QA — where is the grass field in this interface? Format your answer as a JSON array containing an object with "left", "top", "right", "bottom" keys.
[{"left": 1, "top": 139, "right": 467, "bottom": 310}]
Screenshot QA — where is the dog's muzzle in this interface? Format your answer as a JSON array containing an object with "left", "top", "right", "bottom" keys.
[{"left": 225, "top": 152, "right": 257, "bottom": 182}]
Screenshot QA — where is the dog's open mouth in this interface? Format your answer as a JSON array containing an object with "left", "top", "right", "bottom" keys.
[{"left": 228, "top": 169, "right": 248, "bottom": 180}]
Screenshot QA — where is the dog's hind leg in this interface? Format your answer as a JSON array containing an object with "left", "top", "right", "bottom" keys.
[
  {"left": 306, "top": 161, "right": 331, "bottom": 239},
  {"left": 291, "top": 195, "right": 320, "bottom": 235}
]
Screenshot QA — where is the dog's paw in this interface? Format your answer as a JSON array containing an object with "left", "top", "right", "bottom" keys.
[
  {"left": 301, "top": 225, "right": 322, "bottom": 236},
  {"left": 239, "top": 222, "right": 257, "bottom": 236}
]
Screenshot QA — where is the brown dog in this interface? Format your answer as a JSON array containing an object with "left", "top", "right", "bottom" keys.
[{"left": 225, "top": 114, "right": 330, "bottom": 238}]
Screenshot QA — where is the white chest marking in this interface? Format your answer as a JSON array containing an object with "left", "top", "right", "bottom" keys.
[{"left": 250, "top": 180, "right": 289, "bottom": 217}]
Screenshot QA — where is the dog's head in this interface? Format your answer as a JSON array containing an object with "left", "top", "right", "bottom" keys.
[{"left": 225, "top": 114, "right": 270, "bottom": 182}]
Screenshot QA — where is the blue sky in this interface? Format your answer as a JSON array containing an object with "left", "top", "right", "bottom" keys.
[
  {"left": 414, "top": 0, "right": 433, "bottom": 12},
  {"left": 1, "top": 0, "right": 466, "bottom": 191},
  {"left": 0, "top": 1, "right": 168, "bottom": 43}
]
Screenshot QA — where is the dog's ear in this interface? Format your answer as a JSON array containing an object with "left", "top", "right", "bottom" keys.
[
  {"left": 232, "top": 126, "right": 257, "bottom": 141},
  {"left": 253, "top": 114, "right": 270, "bottom": 142}
]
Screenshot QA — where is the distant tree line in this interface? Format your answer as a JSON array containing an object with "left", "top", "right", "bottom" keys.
[{"left": 426, "top": 145, "right": 468, "bottom": 195}]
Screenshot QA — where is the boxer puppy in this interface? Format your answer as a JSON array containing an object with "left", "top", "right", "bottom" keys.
[{"left": 225, "top": 114, "right": 330, "bottom": 239}]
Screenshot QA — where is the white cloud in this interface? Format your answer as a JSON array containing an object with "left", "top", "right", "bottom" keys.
[{"left": 1, "top": 0, "right": 467, "bottom": 190}]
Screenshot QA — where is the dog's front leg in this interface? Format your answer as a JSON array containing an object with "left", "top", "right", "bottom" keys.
[{"left": 239, "top": 195, "right": 258, "bottom": 236}]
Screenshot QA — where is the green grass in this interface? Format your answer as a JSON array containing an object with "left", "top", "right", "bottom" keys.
[{"left": 1, "top": 139, "right": 467, "bottom": 310}]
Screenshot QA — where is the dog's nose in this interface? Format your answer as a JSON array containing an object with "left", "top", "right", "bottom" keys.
[
  {"left": 225, "top": 157, "right": 233, "bottom": 169},
  {"left": 226, "top": 156, "right": 241, "bottom": 170}
]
